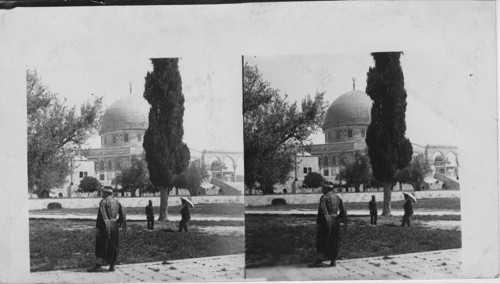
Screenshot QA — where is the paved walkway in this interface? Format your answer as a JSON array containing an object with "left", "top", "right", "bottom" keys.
[
  {"left": 30, "top": 254, "right": 245, "bottom": 283},
  {"left": 246, "top": 249, "right": 462, "bottom": 281},
  {"left": 30, "top": 214, "right": 244, "bottom": 222},
  {"left": 245, "top": 209, "right": 460, "bottom": 216}
]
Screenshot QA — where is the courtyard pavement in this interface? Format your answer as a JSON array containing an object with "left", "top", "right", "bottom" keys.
[
  {"left": 245, "top": 209, "right": 460, "bottom": 217},
  {"left": 29, "top": 250, "right": 462, "bottom": 283},
  {"left": 29, "top": 254, "right": 245, "bottom": 283},
  {"left": 245, "top": 249, "right": 462, "bottom": 281},
  {"left": 29, "top": 213, "right": 244, "bottom": 222}
]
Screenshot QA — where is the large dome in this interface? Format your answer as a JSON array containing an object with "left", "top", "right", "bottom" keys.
[
  {"left": 323, "top": 90, "right": 372, "bottom": 130},
  {"left": 100, "top": 95, "right": 150, "bottom": 134}
]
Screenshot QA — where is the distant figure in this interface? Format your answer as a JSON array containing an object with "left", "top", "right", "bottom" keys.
[
  {"left": 368, "top": 195, "right": 378, "bottom": 225},
  {"left": 309, "top": 183, "right": 346, "bottom": 268},
  {"left": 67, "top": 182, "right": 74, "bottom": 198},
  {"left": 179, "top": 198, "right": 191, "bottom": 232},
  {"left": 145, "top": 200, "right": 154, "bottom": 231},
  {"left": 87, "top": 188, "right": 126, "bottom": 272},
  {"left": 402, "top": 193, "right": 414, "bottom": 227}
]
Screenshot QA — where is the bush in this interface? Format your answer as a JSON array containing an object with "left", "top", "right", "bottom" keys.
[
  {"left": 271, "top": 198, "right": 287, "bottom": 206},
  {"left": 79, "top": 176, "right": 101, "bottom": 193},
  {"left": 47, "top": 203, "right": 62, "bottom": 210},
  {"left": 303, "top": 172, "right": 324, "bottom": 188}
]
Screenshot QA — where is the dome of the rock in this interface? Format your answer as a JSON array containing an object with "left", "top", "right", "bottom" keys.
[
  {"left": 100, "top": 95, "right": 149, "bottom": 135},
  {"left": 323, "top": 90, "right": 372, "bottom": 130}
]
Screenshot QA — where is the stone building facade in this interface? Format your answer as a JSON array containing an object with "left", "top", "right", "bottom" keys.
[
  {"left": 79, "top": 94, "right": 149, "bottom": 187},
  {"left": 294, "top": 85, "right": 459, "bottom": 190}
]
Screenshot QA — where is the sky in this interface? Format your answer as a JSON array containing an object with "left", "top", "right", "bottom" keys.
[
  {"left": 245, "top": 53, "right": 462, "bottom": 147},
  {"left": 5, "top": 2, "right": 492, "bottom": 155},
  {"left": 25, "top": 52, "right": 243, "bottom": 154},
  {"left": 7, "top": 2, "right": 494, "bottom": 180}
]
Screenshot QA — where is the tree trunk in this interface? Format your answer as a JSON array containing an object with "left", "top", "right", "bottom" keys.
[
  {"left": 355, "top": 184, "right": 360, "bottom": 192},
  {"left": 381, "top": 181, "right": 392, "bottom": 216},
  {"left": 158, "top": 186, "right": 169, "bottom": 221},
  {"left": 413, "top": 182, "right": 421, "bottom": 191}
]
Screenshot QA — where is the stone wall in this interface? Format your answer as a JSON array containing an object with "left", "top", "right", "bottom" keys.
[
  {"left": 244, "top": 190, "right": 460, "bottom": 207},
  {"left": 30, "top": 195, "right": 244, "bottom": 210}
]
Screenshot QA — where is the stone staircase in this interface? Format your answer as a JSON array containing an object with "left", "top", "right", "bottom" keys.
[
  {"left": 210, "top": 178, "right": 243, "bottom": 195},
  {"left": 434, "top": 172, "right": 460, "bottom": 190}
]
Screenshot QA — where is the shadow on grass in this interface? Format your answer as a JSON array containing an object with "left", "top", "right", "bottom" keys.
[
  {"left": 246, "top": 197, "right": 461, "bottom": 212},
  {"left": 245, "top": 215, "right": 461, "bottom": 268},
  {"left": 30, "top": 219, "right": 244, "bottom": 272}
]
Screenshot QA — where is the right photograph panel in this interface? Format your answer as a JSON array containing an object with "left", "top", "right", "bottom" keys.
[{"left": 243, "top": 53, "right": 461, "bottom": 281}]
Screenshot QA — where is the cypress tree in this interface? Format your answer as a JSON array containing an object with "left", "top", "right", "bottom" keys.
[
  {"left": 365, "top": 52, "right": 413, "bottom": 216},
  {"left": 143, "top": 58, "right": 190, "bottom": 221}
]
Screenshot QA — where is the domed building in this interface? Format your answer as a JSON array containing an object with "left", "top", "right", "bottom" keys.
[
  {"left": 306, "top": 87, "right": 373, "bottom": 181},
  {"left": 81, "top": 94, "right": 150, "bottom": 186},
  {"left": 74, "top": 93, "right": 244, "bottom": 194},
  {"left": 297, "top": 81, "right": 459, "bottom": 188}
]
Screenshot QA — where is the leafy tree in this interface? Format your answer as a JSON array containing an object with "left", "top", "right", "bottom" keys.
[
  {"left": 303, "top": 172, "right": 324, "bottom": 188},
  {"left": 113, "top": 156, "right": 150, "bottom": 197},
  {"left": 243, "top": 63, "right": 276, "bottom": 114},
  {"left": 336, "top": 150, "right": 372, "bottom": 192},
  {"left": 365, "top": 52, "right": 413, "bottom": 216},
  {"left": 396, "top": 154, "right": 432, "bottom": 191},
  {"left": 27, "top": 70, "right": 103, "bottom": 198},
  {"left": 78, "top": 176, "right": 101, "bottom": 194},
  {"left": 142, "top": 185, "right": 159, "bottom": 196},
  {"left": 143, "top": 58, "right": 190, "bottom": 221},
  {"left": 243, "top": 62, "right": 328, "bottom": 194},
  {"left": 363, "top": 169, "right": 383, "bottom": 191},
  {"left": 173, "top": 158, "right": 210, "bottom": 196}
]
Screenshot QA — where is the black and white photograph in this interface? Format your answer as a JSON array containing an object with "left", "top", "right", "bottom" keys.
[
  {"left": 243, "top": 52, "right": 463, "bottom": 281},
  {"left": 25, "top": 57, "right": 245, "bottom": 282},
  {"left": 0, "top": 1, "right": 498, "bottom": 283},
  {"left": 11, "top": 8, "right": 247, "bottom": 280}
]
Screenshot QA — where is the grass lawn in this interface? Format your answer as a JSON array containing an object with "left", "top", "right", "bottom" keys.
[
  {"left": 245, "top": 198, "right": 461, "bottom": 212},
  {"left": 245, "top": 215, "right": 461, "bottom": 268},
  {"left": 30, "top": 219, "right": 244, "bottom": 272},
  {"left": 30, "top": 203, "right": 244, "bottom": 216}
]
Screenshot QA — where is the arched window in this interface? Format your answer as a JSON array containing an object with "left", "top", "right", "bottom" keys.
[
  {"left": 99, "top": 160, "right": 105, "bottom": 171},
  {"left": 433, "top": 152, "right": 444, "bottom": 166},
  {"left": 107, "top": 160, "right": 112, "bottom": 170},
  {"left": 447, "top": 152, "right": 458, "bottom": 167},
  {"left": 331, "top": 155, "right": 336, "bottom": 166},
  {"left": 323, "top": 156, "right": 329, "bottom": 166}
]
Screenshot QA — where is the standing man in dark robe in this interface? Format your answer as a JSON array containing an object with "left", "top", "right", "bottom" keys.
[
  {"left": 368, "top": 195, "right": 378, "bottom": 226},
  {"left": 178, "top": 198, "right": 191, "bottom": 232},
  {"left": 145, "top": 200, "right": 155, "bottom": 231},
  {"left": 402, "top": 193, "right": 414, "bottom": 227},
  {"left": 309, "top": 183, "right": 346, "bottom": 267},
  {"left": 87, "top": 188, "right": 127, "bottom": 272}
]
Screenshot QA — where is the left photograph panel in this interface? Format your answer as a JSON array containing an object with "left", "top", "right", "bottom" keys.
[{"left": 27, "top": 58, "right": 245, "bottom": 282}]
